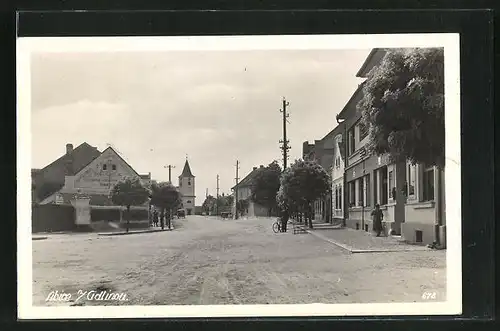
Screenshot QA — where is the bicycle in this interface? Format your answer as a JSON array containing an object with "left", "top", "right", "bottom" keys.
[{"left": 272, "top": 220, "right": 282, "bottom": 233}]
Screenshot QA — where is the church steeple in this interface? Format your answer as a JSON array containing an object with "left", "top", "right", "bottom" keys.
[{"left": 179, "top": 158, "right": 194, "bottom": 178}]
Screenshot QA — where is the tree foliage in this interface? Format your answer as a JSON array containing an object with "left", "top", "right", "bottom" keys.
[
  {"left": 202, "top": 195, "right": 217, "bottom": 214},
  {"left": 357, "top": 48, "right": 445, "bottom": 167},
  {"left": 111, "top": 178, "right": 149, "bottom": 208},
  {"left": 278, "top": 159, "right": 331, "bottom": 228},
  {"left": 110, "top": 178, "right": 150, "bottom": 232},
  {"left": 150, "top": 182, "right": 182, "bottom": 212},
  {"left": 250, "top": 161, "right": 282, "bottom": 214}
]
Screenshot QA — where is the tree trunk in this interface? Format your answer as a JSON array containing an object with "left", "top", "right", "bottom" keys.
[{"left": 126, "top": 205, "right": 130, "bottom": 233}]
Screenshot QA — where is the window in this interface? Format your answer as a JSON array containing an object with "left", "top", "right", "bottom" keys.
[
  {"left": 408, "top": 163, "right": 416, "bottom": 196},
  {"left": 187, "top": 200, "right": 192, "bottom": 204},
  {"left": 188, "top": 180, "right": 191, "bottom": 186},
  {"left": 359, "top": 121, "right": 368, "bottom": 141},
  {"left": 365, "top": 174, "right": 371, "bottom": 207},
  {"left": 373, "top": 171, "right": 378, "bottom": 205},
  {"left": 348, "top": 128, "right": 355, "bottom": 155},
  {"left": 348, "top": 181, "right": 356, "bottom": 207},
  {"left": 103, "top": 164, "right": 107, "bottom": 170},
  {"left": 380, "top": 167, "right": 388, "bottom": 205},
  {"left": 338, "top": 186, "right": 342, "bottom": 210},
  {"left": 422, "top": 166, "right": 435, "bottom": 201},
  {"left": 357, "top": 177, "right": 364, "bottom": 207},
  {"left": 388, "top": 171, "right": 394, "bottom": 200},
  {"left": 112, "top": 164, "right": 117, "bottom": 171}
]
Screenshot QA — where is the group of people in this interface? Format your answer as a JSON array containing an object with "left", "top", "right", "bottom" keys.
[{"left": 150, "top": 209, "right": 170, "bottom": 229}]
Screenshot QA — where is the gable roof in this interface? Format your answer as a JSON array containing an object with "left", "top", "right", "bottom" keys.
[
  {"left": 232, "top": 167, "right": 261, "bottom": 190},
  {"left": 179, "top": 160, "right": 194, "bottom": 178},
  {"left": 37, "top": 142, "right": 101, "bottom": 176},
  {"left": 74, "top": 146, "right": 142, "bottom": 179},
  {"left": 356, "top": 48, "right": 387, "bottom": 78}
]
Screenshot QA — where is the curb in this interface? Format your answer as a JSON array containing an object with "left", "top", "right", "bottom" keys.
[
  {"left": 98, "top": 228, "right": 173, "bottom": 236},
  {"left": 304, "top": 229, "right": 432, "bottom": 254},
  {"left": 304, "top": 229, "right": 354, "bottom": 253},
  {"left": 32, "top": 236, "right": 48, "bottom": 241}
]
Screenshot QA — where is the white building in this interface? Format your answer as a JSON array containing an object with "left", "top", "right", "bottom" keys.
[
  {"left": 331, "top": 130, "right": 345, "bottom": 223},
  {"left": 177, "top": 159, "right": 196, "bottom": 216}
]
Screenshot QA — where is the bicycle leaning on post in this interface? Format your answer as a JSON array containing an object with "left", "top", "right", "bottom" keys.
[{"left": 272, "top": 217, "right": 282, "bottom": 233}]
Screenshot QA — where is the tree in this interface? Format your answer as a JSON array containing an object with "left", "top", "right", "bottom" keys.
[
  {"left": 250, "top": 161, "right": 282, "bottom": 216},
  {"left": 202, "top": 195, "right": 217, "bottom": 215},
  {"left": 150, "top": 182, "right": 182, "bottom": 229},
  {"left": 279, "top": 159, "right": 331, "bottom": 229},
  {"left": 110, "top": 178, "right": 150, "bottom": 233},
  {"left": 357, "top": 48, "right": 445, "bottom": 168}
]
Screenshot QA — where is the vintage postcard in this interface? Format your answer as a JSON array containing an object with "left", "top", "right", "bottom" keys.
[{"left": 17, "top": 34, "right": 461, "bottom": 319}]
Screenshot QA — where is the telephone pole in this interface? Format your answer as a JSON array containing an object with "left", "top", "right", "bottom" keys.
[
  {"left": 164, "top": 165, "right": 176, "bottom": 183},
  {"left": 279, "top": 97, "right": 291, "bottom": 170},
  {"left": 216, "top": 174, "right": 220, "bottom": 216},
  {"left": 234, "top": 160, "right": 240, "bottom": 219}
]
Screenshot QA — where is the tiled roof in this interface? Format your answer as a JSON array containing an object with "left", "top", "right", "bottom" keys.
[{"left": 232, "top": 167, "right": 261, "bottom": 190}]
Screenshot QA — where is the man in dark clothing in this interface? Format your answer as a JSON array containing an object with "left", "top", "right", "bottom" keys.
[
  {"left": 371, "top": 204, "right": 384, "bottom": 237},
  {"left": 153, "top": 210, "right": 159, "bottom": 227},
  {"left": 280, "top": 208, "right": 289, "bottom": 232}
]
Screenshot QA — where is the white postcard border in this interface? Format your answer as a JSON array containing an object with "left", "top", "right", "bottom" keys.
[{"left": 17, "top": 33, "right": 462, "bottom": 319}]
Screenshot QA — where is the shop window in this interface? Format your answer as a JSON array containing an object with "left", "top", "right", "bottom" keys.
[
  {"left": 358, "top": 121, "right": 369, "bottom": 141},
  {"left": 380, "top": 167, "right": 388, "bottom": 205},
  {"left": 422, "top": 166, "right": 435, "bottom": 202},
  {"left": 348, "top": 181, "right": 356, "bottom": 207},
  {"left": 357, "top": 177, "right": 364, "bottom": 207},
  {"left": 365, "top": 174, "right": 371, "bottom": 207},
  {"left": 388, "top": 171, "right": 394, "bottom": 199}
]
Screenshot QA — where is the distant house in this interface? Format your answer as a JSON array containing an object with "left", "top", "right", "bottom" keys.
[
  {"left": 31, "top": 142, "right": 102, "bottom": 204},
  {"left": 38, "top": 144, "right": 151, "bottom": 207},
  {"left": 231, "top": 165, "right": 271, "bottom": 217}
]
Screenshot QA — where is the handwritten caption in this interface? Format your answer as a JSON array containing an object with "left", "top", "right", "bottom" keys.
[
  {"left": 421, "top": 291, "right": 438, "bottom": 300},
  {"left": 46, "top": 290, "right": 129, "bottom": 304}
]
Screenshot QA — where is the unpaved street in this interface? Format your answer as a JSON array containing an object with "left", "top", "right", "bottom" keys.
[{"left": 33, "top": 216, "right": 446, "bottom": 306}]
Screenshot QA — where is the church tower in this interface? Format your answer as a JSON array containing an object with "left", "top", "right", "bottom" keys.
[{"left": 178, "top": 157, "right": 195, "bottom": 215}]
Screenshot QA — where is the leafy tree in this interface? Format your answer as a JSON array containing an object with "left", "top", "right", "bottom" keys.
[
  {"left": 216, "top": 194, "right": 234, "bottom": 213},
  {"left": 150, "top": 182, "right": 182, "bottom": 229},
  {"left": 202, "top": 195, "right": 217, "bottom": 214},
  {"left": 279, "top": 159, "right": 331, "bottom": 229},
  {"left": 110, "top": 178, "right": 150, "bottom": 232},
  {"left": 357, "top": 48, "right": 445, "bottom": 167},
  {"left": 250, "top": 161, "right": 282, "bottom": 216}
]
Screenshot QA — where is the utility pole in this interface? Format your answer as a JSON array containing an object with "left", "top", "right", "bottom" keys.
[
  {"left": 216, "top": 174, "right": 220, "bottom": 216},
  {"left": 234, "top": 160, "right": 240, "bottom": 219},
  {"left": 164, "top": 165, "right": 176, "bottom": 184},
  {"left": 279, "top": 97, "right": 291, "bottom": 170}
]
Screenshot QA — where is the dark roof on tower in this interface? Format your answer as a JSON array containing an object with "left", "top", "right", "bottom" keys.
[{"left": 179, "top": 160, "right": 194, "bottom": 178}]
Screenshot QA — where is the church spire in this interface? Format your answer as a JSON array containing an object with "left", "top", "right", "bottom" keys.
[{"left": 179, "top": 158, "right": 194, "bottom": 178}]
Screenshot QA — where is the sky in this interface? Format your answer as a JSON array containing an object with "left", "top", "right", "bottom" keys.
[{"left": 30, "top": 49, "right": 369, "bottom": 205}]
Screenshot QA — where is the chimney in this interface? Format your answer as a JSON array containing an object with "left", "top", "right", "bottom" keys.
[
  {"left": 66, "top": 143, "right": 73, "bottom": 155},
  {"left": 253, "top": 167, "right": 257, "bottom": 171}
]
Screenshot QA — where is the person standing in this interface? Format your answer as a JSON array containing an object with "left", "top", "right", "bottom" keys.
[{"left": 371, "top": 203, "right": 384, "bottom": 237}]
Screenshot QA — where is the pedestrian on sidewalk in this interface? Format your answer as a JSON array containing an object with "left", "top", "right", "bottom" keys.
[{"left": 371, "top": 204, "right": 384, "bottom": 237}]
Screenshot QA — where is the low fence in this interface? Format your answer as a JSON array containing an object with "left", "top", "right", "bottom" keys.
[
  {"left": 32, "top": 204, "right": 76, "bottom": 233},
  {"left": 90, "top": 208, "right": 149, "bottom": 222}
]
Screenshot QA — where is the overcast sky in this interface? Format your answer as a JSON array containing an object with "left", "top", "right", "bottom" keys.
[{"left": 30, "top": 49, "right": 369, "bottom": 204}]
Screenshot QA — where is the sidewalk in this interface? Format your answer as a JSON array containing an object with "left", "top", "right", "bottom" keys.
[
  {"left": 303, "top": 226, "right": 431, "bottom": 253},
  {"left": 98, "top": 224, "right": 175, "bottom": 236}
]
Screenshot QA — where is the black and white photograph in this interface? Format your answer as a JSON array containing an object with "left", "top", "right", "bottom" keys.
[{"left": 17, "top": 34, "right": 461, "bottom": 319}]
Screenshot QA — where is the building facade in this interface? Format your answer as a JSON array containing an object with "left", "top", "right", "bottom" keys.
[
  {"left": 40, "top": 146, "right": 151, "bottom": 206},
  {"left": 178, "top": 159, "right": 196, "bottom": 216},
  {"left": 336, "top": 48, "right": 446, "bottom": 247},
  {"left": 331, "top": 129, "right": 345, "bottom": 223},
  {"left": 231, "top": 165, "right": 270, "bottom": 217}
]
